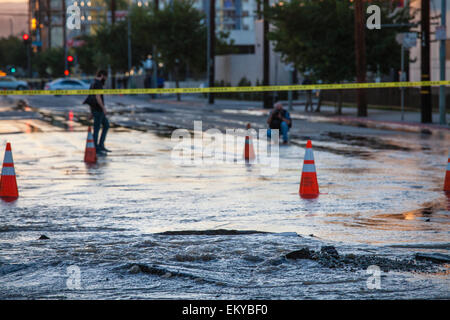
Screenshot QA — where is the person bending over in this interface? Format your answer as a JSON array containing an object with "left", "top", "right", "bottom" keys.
[{"left": 267, "top": 102, "right": 292, "bottom": 144}]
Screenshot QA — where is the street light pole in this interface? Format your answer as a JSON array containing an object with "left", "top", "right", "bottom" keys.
[
  {"left": 207, "top": 0, "right": 215, "bottom": 104},
  {"left": 153, "top": 0, "right": 159, "bottom": 96},
  {"left": 111, "top": 0, "right": 116, "bottom": 25},
  {"left": 26, "top": 39, "right": 31, "bottom": 78},
  {"left": 63, "top": 0, "right": 67, "bottom": 75},
  {"left": 127, "top": 0, "right": 132, "bottom": 74},
  {"left": 354, "top": 0, "right": 367, "bottom": 117},
  {"left": 263, "top": 0, "right": 270, "bottom": 108},
  {"left": 421, "top": 0, "right": 432, "bottom": 123},
  {"left": 439, "top": 0, "right": 447, "bottom": 125}
]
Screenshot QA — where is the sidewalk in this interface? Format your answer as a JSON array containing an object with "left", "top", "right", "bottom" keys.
[
  {"left": 159, "top": 95, "right": 450, "bottom": 134},
  {"left": 288, "top": 104, "right": 450, "bottom": 134}
]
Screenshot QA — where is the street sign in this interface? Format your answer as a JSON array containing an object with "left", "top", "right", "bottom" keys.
[
  {"left": 403, "top": 33, "right": 417, "bottom": 48},
  {"left": 32, "top": 41, "right": 42, "bottom": 47},
  {"left": 436, "top": 25, "right": 447, "bottom": 41},
  {"left": 396, "top": 32, "right": 417, "bottom": 49}
]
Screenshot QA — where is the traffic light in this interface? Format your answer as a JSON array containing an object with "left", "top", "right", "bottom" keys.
[
  {"left": 66, "top": 55, "right": 74, "bottom": 77},
  {"left": 23, "top": 34, "right": 29, "bottom": 41},
  {"left": 6, "top": 66, "right": 16, "bottom": 74},
  {"left": 31, "top": 18, "right": 37, "bottom": 31}
]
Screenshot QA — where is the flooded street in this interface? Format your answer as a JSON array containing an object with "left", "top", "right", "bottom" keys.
[{"left": 0, "top": 120, "right": 449, "bottom": 299}]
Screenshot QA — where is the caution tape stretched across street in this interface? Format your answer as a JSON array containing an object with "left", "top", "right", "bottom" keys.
[{"left": 1, "top": 80, "right": 449, "bottom": 96}]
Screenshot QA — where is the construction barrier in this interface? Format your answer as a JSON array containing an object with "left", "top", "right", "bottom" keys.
[
  {"left": 299, "top": 140, "right": 320, "bottom": 199},
  {"left": 0, "top": 142, "right": 19, "bottom": 202},
  {"left": 244, "top": 123, "right": 256, "bottom": 162},
  {"left": 84, "top": 126, "right": 97, "bottom": 164},
  {"left": 1, "top": 80, "right": 450, "bottom": 96}
]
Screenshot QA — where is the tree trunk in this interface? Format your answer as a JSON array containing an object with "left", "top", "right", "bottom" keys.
[
  {"left": 175, "top": 66, "right": 180, "bottom": 101},
  {"left": 336, "top": 90, "right": 343, "bottom": 115}
]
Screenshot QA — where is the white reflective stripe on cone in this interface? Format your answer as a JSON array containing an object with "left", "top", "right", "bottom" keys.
[
  {"left": 304, "top": 149, "right": 314, "bottom": 161},
  {"left": 87, "top": 142, "right": 95, "bottom": 148},
  {"left": 302, "top": 164, "right": 316, "bottom": 173},
  {"left": 3, "top": 151, "right": 13, "bottom": 164},
  {"left": 1, "top": 166, "right": 15, "bottom": 176},
  {"left": 88, "top": 133, "right": 94, "bottom": 140},
  {"left": 447, "top": 162, "right": 450, "bottom": 171}
]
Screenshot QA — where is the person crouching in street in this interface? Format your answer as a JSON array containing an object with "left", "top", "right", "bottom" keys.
[
  {"left": 84, "top": 70, "right": 110, "bottom": 156},
  {"left": 267, "top": 102, "right": 292, "bottom": 145}
]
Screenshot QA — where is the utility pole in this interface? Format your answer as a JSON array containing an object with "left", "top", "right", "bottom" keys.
[
  {"left": 263, "top": 0, "right": 270, "bottom": 108},
  {"left": 111, "top": 0, "right": 116, "bottom": 88},
  {"left": 153, "top": 0, "right": 159, "bottom": 98},
  {"left": 26, "top": 37, "right": 31, "bottom": 78},
  {"left": 207, "top": 0, "right": 215, "bottom": 104},
  {"left": 63, "top": 0, "right": 67, "bottom": 75},
  {"left": 439, "top": 0, "right": 447, "bottom": 125},
  {"left": 127, "top": 0, "right": 132, "bottom": 74},
  {"left": 421, "top": 0, "right": 432, "bottom": 123},
  {"left": 354, "top": 0, "right": 367, "bottom": 117},
  {"left": 47, "top": 0, "right": 51, "bottom": 48},
  {"left": 111, "top": 0, "right": 116, "bottom": 25}
]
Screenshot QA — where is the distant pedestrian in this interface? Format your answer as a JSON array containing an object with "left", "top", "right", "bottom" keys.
[
  {"left": 302, "top": 76, "right": 313, "bottom": 112},
  {"left": 315, "top": 79, "right": 323, "bottom": 113},
  {"left": 267, "top": 102, "right": 292, "bottom": 145},
  {"left": 157, "top": 76, "right": 164, "bottom": 89},
  {"left": 83, "top": 70, "right": 110, "bottom": 156}
]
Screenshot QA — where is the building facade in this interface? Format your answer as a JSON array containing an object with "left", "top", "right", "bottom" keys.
[
  {"left": 28, "top": 0, "right": 290, "bottom": 84},
  {"left": 409, "top": 0, "right": 450, "bottom": 83}
]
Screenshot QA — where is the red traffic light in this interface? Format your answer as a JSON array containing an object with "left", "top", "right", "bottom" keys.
[
  {"left": 22, "top": 34, "right": 29, "bottom": 41},
  {"left": 67, "top": 55, "right": 74, "bottom": 62},
  {"left": 64, "top": 70, "right": 70, "bottom": 76}
]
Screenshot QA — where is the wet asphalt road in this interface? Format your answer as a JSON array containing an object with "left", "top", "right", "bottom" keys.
[{"left": 0, "top": 94, "right": 449, "bottom": 299}]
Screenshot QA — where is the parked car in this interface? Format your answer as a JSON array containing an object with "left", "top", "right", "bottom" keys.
[
  {"left": 44, "top": 78, "right": 90, "bottom": 90},
  {"left": 0, "top": 76, "right": 29, "bottom": 90}
]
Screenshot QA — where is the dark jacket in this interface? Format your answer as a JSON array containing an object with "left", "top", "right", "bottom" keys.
[
  {"left": 83, "top": 79, "right": 104, "bottom": 113},
  {"left": 269, "top": 109, "right": 292, "bottom": 129}
]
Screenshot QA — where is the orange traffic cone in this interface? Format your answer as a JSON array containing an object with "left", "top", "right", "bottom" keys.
[
  {"left": 444, "top": 150, "right": 450, "bottom": 192},
  {"left": 0, "top": 142, "right": 19, "bottom": 202},
  {"left": 299, "top": 140, "right": 319, "bottom": 199},
  {"left": 244, "top": 123, "right": 256, "bottom": 161},
  {"left": 84, "top": 126, "right": 97, "bottom": 164}
]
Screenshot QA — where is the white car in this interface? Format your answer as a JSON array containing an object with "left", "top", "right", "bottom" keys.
[
  {"left": 44, "top": 78, "right": 90, "bottom": 90},
  {"left": 0, "top": 76, "right": 29, "bottom": 90}
]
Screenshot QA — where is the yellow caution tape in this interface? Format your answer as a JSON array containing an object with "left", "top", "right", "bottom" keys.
[{"left": 1, "top": 80, "right": 449, "bottom": 96}]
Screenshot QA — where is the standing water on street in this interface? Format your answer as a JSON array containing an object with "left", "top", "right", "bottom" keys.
[{"left": 0, "top": 128, "right": 448, "bottom": 299}]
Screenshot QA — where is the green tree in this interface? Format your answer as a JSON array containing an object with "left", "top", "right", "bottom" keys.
[
  {"left": 73, "top": 35, "right": 102, "bottom": 74},
  {"left": 76, "top": 1, "right": 230, "bottom": 95},
  {"left": 94, "top": 20, "right": 129, "bottom": 72},
  {"left": 75, "top": 5, "right": 154, "bottom": 74},
  {"left": 150, "top": 0, "right": 207, "bottom": 100},
  {"left": 0, "top": 36, "right": 27, "bottom": 72},
  {"left": 266, "top": 0, "right": 412, "bottom": 114},
  {"left": 33, "top": 47, "right": 66, "bottom": 78}
]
